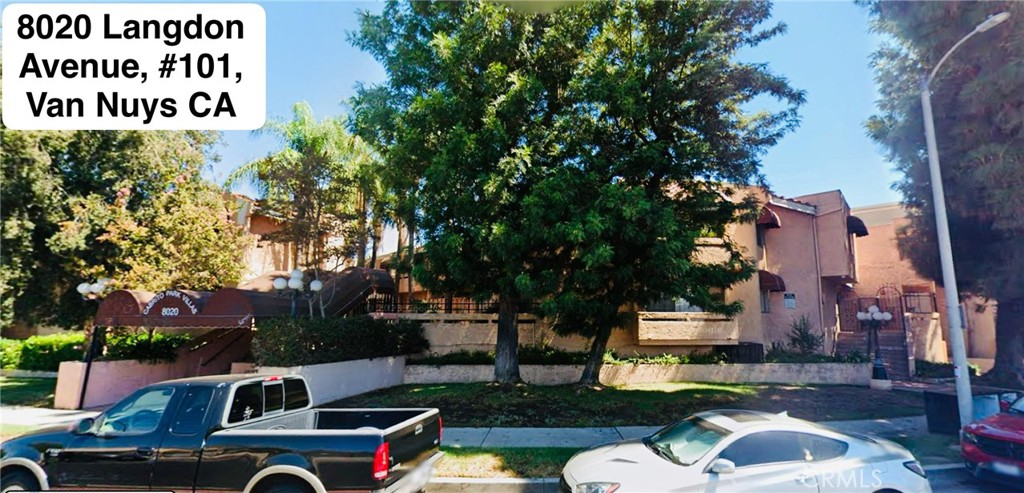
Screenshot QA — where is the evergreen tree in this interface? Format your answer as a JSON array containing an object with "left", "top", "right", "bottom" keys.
[{"left": 863, "top": 1, "right": 1023, "bottom": 385}]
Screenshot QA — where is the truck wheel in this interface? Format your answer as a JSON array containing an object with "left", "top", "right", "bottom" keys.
[{"left": 1, "top": 470, "right": 40, "bottom": 492}]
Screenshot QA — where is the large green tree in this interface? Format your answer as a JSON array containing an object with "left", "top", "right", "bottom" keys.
[
  {"left": 1, "top": 123, "right": 247, "bottom": 329},
  {"left": 353, "top": 0, "right": 802, "bottom": 384},
  {"left": 227, "top": 102, "right": 374, "bottom": 270},
  {"left": 530, "top": 0, "right": 803, "bottom": 383},
  {"left": 352, "top": 1, "right": 560, "bottom": 382},
  {"left": 863, "top": 1, "right": 1024, "bottom": 385}
]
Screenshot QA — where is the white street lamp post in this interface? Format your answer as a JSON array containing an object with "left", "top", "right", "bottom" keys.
[
  {"left": 857, "top": 304, "right": 893, "bottom": 382},
  {"left": 920, "top": 11, "right": 1010, "bottom": 429},
  {"left": 274, "top": 269, "right": 324, "bottom": 317}
]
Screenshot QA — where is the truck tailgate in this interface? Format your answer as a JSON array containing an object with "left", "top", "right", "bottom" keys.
[{"left": 315, "top": 408, "right": 442, "bottom": 488}]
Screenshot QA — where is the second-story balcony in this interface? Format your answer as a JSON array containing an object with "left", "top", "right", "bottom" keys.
[{"left": 633, "top": 311, "right": 739, "bottom": 346}]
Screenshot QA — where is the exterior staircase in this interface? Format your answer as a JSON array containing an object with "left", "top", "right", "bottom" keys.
[{"left": 835, "top": 330, "right": 913, "bottom": 381}]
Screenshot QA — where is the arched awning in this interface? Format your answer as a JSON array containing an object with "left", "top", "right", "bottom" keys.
[
  {"left": 757, "top": 207, "right": 782, "bottom": 229},
  {"left": 758, "top": 270, "right": 787, "bottom": 292},
  {"left": 847, "top": 215, "right": 869, "bottom": 237}
]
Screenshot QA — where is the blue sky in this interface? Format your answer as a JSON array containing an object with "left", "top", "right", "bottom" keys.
[{"left": 215, "top": 0, "right": 902, "bottom": 210}]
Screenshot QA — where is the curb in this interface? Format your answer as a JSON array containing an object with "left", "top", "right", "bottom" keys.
[{"left": 429, "top": 478, "right": 558, "bottom": 493}]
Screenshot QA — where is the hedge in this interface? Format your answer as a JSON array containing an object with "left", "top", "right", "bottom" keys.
[
  {"left": 409, "top": 347, "right": 728, "bottom": 366},
  {"left": 0, "top": 330, "right": 192, "bottom": 371},
  {"left": 253, "top": 316, "right": 429, "bottom": 367}
]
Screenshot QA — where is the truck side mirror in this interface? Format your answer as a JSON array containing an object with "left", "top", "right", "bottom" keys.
[
  {"left": 709, "top": 458, "right": 736, "bottom": 474},
  {"left": 71, "top": 417, "right": 95, "bottom": 435}
]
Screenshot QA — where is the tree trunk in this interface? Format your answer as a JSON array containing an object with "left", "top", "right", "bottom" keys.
[
  {"left": 494, "top": 293, "right": 522, "bottom": 383},
  {"left": 407, "top": 219, "right": 415, "bottom": 298},
  {"left": 395, "top": 219, "right": 406, "bottom": 301},
  {"left": 987, "top": 298, "right": 1024, "bottom": 387},
  {"left": 356, "top": 190, "right": 368, "bottom": 268},
  {"left": 444, "top": 292, "right": 454, "bottom": 314},
  {"left": 580, "top": 324, "right": 612, "bottom": 385},
  {"left": 370, "top": 219, "right": 383, "bottom": 269}
]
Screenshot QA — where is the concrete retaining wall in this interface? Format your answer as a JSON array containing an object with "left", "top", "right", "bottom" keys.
[
  {"left": 406, "top": 363, "right": 872, "bottom": 386},
  {"left": 55, "top": 360, "right": 188, "bottom": 409},
  {"left": 240, "top": 357, "right": 407, "bottom": 406}
]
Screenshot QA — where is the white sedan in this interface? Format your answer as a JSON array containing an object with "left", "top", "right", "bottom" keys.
[{"left": 560, "top": 409, "right": 931, "bottom": 493}]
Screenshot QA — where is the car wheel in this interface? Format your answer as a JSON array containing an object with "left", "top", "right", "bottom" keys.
[
  {"left": 965, "top": 461, "right": 981, "bottom": 477},
  {"left": 1, "top": 470, "right": 41, "bottom": 493}
]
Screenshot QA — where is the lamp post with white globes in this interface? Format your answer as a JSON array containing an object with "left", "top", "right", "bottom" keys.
[
  {"left": 273, "top": 269, "right": 324, "bottom": 317},
  {"left": 75, "top": 277, "right": 113, "bottom": 410},
  {"left": 76, "top": 278, "right": 112, "bottom": 300},
  {"left": 857, "top": 305, "right": 893, "bottom": 383}
]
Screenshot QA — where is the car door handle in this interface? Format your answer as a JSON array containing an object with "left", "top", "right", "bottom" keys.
[
  {"left": 135, "top": 447, "right": 155, "bottom": 458},
  {"left": 795, "top": 473, "right": 817, "bottom": 487}
]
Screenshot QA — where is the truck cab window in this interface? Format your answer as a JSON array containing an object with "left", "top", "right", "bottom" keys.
[
  {"left": 264, "top": 382, "right": 284, "bottom": 414},
  {"left": 97, "top": 387, "right": 175, "bottom": 435},
  {"left": 228, "top": 382, "right": 264, "bottom": 423},
  {"left": 172, "top": 386, "right": 215, "bottom": 435},
  {"left": 284, "top": 378, "right": 310, "bottom": 410}
]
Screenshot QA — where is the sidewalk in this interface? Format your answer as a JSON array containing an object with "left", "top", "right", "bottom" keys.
[
  {"left": 0, "top": 403, "right": 927, "bottom": 445},
  {"left": 443, "top": 415, "right": 928, "bottom": 448}
]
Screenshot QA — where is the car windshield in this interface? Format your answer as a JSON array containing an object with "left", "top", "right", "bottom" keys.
[{"left": 646, "top": 416, "right": 730, "bottom": 466}]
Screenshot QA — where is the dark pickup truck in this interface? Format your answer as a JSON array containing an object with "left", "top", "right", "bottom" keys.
[{"left": 1, "top": 374, "right": 442, "bottom": 493}]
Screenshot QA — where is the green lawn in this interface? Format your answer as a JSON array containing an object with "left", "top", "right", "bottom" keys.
[
  {"left": 0, "top": 377, "right": 56, "bottom": 408},
  {"left": 437, "top": 447, "right": 579, "bottom": 478},
  {"left": 328, "top": 382, "right": 925, "bottom": 427}
]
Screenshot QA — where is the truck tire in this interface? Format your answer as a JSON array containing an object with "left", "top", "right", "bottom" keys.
[{"left": 1, "top": 470, "right": 40, "bottom": 492}]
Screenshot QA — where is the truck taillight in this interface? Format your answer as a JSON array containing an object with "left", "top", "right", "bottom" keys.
[
  {"left": 372, "top": 442, "right": 390, "bottom": 480},
  {"left": 438, "top": 416, "right": 443, "bottom": 443}
]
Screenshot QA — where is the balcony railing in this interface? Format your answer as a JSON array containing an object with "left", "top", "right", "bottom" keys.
[{"left": 635, "top": 311, "right": 739, "bottom": 345}]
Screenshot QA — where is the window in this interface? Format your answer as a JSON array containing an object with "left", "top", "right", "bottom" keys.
[
  {"left": 96, "top": 387, "right": 175, "bottom": 435},
  {"left": 719, "top": 431, "right": 811, "bottom": 468},
  {"left": 264, "top": 382, "right": 284, "bottom": 414},
  {"left": 803, "top": 434, "right": 848, "bottom": 461},
  {"left": 227, "top": 382, "right": 264, "bottom": 424},
  {"left": 172, "top": 386, "right": 214, "bottom": 435},
  {"left": 760, "top": 289, "right": 771, "bottom": 313},
  {"left": 284, "top": 378, "right": 310, "bottom": 410}
]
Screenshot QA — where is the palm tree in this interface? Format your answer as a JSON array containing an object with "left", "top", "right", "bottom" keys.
[{"left": 226, "top": 102, "right": 372, "bottom": 269}]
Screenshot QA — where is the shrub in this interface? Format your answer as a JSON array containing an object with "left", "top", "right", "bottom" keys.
[
  {"left": 604, "top": 350, "right": 728, "bottom": 365},
  {"left": 765, "top": 342, "right": 869, "bottom": 363},
  {"left": 15, "top": 333, "right": 87, "bottom": 371},
  {"left": 253, "top": 316, "right": 429, "bottom": 367},
  {"left": 915, "top": 359, "right": 980, "bottom": 379},
  {"left": 1, "top": 338, "right": 22, "bottom": 369},
  {"left": 103, "top": 330, "right": 192, "bottom": 363},
  {"left": 413, "top": 349, "right": 494, "bottom": 365},
  {"left": 786, "top": 315, "right": 823, "bottom": 354},
  {"left": 519, "top": 344, "right": 589, "bottom": 365}
]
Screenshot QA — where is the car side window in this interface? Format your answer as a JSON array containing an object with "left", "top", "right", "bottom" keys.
[
  {"left": 802, "top": 434, "right": 848, "bottom": 462},
  {"left": 718, "top": 431, "right": 810, "bottom": 468},
  {"left": 227, "top": 382, "right": 264, "bottom": 423},
  {"left": 171, "top": 386, "right": 214, "bottom": 435},
  {"left": 96, "top": 387, "right": 175, "bottom": 435}
]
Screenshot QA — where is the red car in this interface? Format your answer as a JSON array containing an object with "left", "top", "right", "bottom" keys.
[{"left": 962, "top": 394, "right": 1024, "bottom": 483}]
